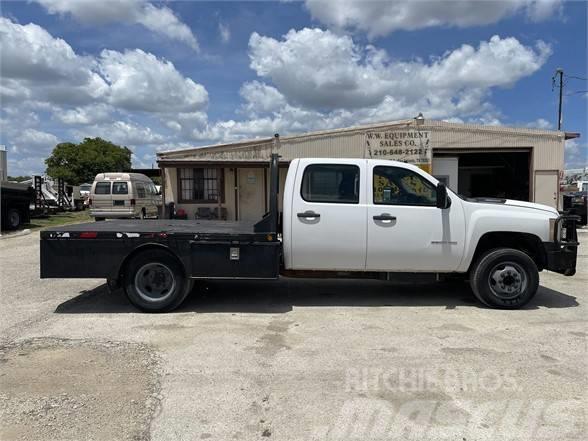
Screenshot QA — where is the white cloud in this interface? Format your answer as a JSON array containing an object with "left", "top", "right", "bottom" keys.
[
  {"left": 189, "top": 30, "right": 551, "bottom": 143},
  {"left": 565, "top": 139, "right": 587, "bottom": 169},
  {"left": 99, "top": 49, "right": 208, "bottom": 113},
  {"left": 240, "top": 81, "right": 288, "bottom": 114},
  {"left": 0, "top": 17, "right": 108, "bottom": 105},
  {"left": 524, "top": 118, "right": 553, "bottom": 130},
  {"left": 218, "top": 22, "right": 231, "bottom": 43},
  {"left": 305, "top": 0, "right": 563, "bottom": 38},
  {"left": 71, "top": 120, "right": 166, "bottom": 146},
  {"left": 55, "top": 104, "right": 113, "bottom": 125},
  {"left": 0, "top": 17, "right": 210, "bottom": 175},
  {"left": 36, "top": 0, "right": 199, "bottom": 50},
  {"left": 0, "top": 18, "right": 208, "bottom": 114},
  {"left": 6, "top": 156, "right": 48, "bottom": 177},
  {"left": 11, "top": 128, "right": 59, "bottom": 155},
  {"left": 248, "top": 28, "right": 551, "bottom": 112}
]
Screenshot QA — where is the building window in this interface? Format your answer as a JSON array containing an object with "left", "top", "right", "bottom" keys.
[{"left": 178, "top": 168, "right": 224, "bottom": 203}]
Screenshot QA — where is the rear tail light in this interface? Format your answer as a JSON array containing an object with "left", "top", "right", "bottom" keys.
[
  {"left": 79, "top": 232, "right": 98, "bottom": 239},
  {"left": 130, "top": 198, "right": 136, "bottom": 206}
]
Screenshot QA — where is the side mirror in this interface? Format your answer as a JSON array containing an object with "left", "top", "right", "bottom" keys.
[{"left": 436, "top": 182, "right": 451, "bottom": 209}]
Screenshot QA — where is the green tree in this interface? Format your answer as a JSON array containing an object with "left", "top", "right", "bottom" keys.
[
  {"left": 7, "top": 175, "right": 32, "bottom": 182},
  {"left": 45, "top": 138, "right": 132, "bottom": 185}
]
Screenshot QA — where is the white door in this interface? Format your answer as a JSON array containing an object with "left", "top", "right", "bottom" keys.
[
  {"left": 238, "top": 168, "right": 265, "bottom": 221},
  {"left": 432, "top": 157, "right": 459, "bottom": 193},
  {"left": 366, "top": 163, "right": 465, "bottom": 272},
  {"left": 290, "top": 159, "right": 367, "bottom": 270},
  {"left": 534, "top": 170, "right": 559, "bottom": 209}
]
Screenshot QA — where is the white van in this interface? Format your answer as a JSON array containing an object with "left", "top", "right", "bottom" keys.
[{"left": 89, "top": 173, "right": 161, "bottom": 220}]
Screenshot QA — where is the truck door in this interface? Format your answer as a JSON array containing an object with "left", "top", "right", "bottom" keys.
[
  {"left": 290, "top": 159, "right": 367, "bottom": 270},
  {"left": 366, "top": 163, "right": 465, "bottom": 272}
]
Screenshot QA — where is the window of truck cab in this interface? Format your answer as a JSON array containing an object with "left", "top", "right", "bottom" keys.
[
  {"left": 373, "top": 165, "right": 436, "bottom": 206},
  {"left": 301, "top": 164, "right": 360, "bottom": 204}
]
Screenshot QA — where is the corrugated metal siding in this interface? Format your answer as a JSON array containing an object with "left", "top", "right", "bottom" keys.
[
  {"left": 158, "top": 120, "right": 566, "bottom": 177},
  {"left": 280, "top": 132, "right": 365, "bottom": 159}
]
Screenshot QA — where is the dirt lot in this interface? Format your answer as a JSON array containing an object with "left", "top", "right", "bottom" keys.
[{"left": 0, "top": 230, "right": 586, "bottom": 440}]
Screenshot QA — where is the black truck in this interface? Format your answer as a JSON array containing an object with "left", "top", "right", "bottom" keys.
[{"left": 1, "top": 181, "right": 34, "bottom": 230}]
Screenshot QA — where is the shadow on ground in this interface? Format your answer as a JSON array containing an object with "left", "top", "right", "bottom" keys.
[{"left": 54, "top": 278, "right": 579, "bottom": 314}]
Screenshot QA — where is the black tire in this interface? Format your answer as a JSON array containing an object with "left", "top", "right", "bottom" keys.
[
  {"left": 124, "top": 249, "right": 192, "bottom": 312},
  {"left": 470, "top": 248, "right": 539, "bottom": 309},
  {"left": 94, "top": 217, "right": 105, "bottom": 222},
  {"left": 6, "top": 208, "right": 22, "bottom": 230}
]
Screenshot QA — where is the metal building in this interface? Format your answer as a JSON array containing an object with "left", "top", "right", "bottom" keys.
[{"left": 157, "top": 119, "right": 580, "bottom": 221}]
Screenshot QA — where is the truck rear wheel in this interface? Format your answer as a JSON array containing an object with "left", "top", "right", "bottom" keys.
[
  {"left": 124, "top": 249, "right": 192, "bottom": 312},
  {"left": 470, "top": 248, "right": 539, "bottom": 309},
  {"left": 6, "top": 208, "right": 22, "bottom": 230}
]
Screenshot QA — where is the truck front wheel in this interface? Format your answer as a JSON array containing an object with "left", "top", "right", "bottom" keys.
[
  {"left": 470, "top": 248, "right": 539, "bottom": 309},
  {"left": 124, "top": 249, "right": 192, "bottom": 312}
]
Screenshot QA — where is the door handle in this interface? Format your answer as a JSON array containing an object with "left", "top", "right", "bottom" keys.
[
  {"left": 297, "top": 211, "right": 320, "bottom": 219},
  {"left": 373, "top": 214, "right": 396, "bottom": 221}
]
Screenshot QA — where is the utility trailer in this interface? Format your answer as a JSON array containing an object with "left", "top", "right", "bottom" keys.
[{"left": 41, "top": 152, "right": 578, "bottom": 311}]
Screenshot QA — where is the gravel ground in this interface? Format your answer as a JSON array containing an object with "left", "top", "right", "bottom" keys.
[{"left": 0, "top": 229, "right": 586, "bottom": 441}]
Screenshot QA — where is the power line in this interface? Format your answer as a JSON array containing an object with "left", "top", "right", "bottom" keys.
[
  {"left": 565, "top": 90, "right": 588, "bottom": 96},
  {"left": 565, "top": 74, "right": 587, "bottom": 81}
]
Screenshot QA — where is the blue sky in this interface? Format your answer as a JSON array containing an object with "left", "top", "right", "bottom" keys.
[{"left": 1, "top": 0, "right": 586, "bottom": 176}]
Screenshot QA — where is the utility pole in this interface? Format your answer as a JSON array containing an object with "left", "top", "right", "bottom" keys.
[{"left": 555, "top": 68, "right": 564, "bottom": 130}]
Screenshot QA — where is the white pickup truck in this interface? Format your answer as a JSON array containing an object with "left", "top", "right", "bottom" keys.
[{"left": 40, "top": 153, "right": 579, "bottom": 312}]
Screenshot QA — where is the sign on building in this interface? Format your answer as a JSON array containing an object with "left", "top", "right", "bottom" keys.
[{"left": 365, "top": 130, "right": 432, "bottom": 173}]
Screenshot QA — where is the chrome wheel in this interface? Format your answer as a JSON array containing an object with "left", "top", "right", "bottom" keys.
[
  {"left": 134, "top": 262, "right": 176, "bottom": 302},
  {"left": 488, "top": 262, "right": 527, "bottom": 299}
]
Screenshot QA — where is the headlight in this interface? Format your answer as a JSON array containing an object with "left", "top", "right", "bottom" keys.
[{"left": 549, "top": 218, "right": 557, "bottom": 241}]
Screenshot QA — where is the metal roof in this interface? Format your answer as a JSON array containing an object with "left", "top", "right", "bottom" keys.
[{"left": 157, "top": 118, "right": 577, "bottom": 160}]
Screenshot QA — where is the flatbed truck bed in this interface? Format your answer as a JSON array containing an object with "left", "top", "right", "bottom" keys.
[
  {"left": 40, "top": 154, "right": 282, "bottom": 312},
  {"left": 41, "top": 219, "right": 281, "bottom": 281}
]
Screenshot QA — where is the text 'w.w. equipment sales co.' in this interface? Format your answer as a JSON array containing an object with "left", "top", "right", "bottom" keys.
[{"left": 365, "top": 130, "right": 432, "bottom": 172}]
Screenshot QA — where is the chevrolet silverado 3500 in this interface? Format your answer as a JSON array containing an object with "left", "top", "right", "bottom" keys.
[{"left": 40, "top": 153, "right": 579, "bottom": 312}]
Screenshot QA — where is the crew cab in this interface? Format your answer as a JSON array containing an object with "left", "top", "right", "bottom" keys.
[{"left": 40, "top": 154, "right": 579, "bottom": 312}]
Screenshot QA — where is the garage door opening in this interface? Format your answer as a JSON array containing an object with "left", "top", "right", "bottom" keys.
[{"left": 435, "top": 151, "right": 531, "bottom": 201}]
